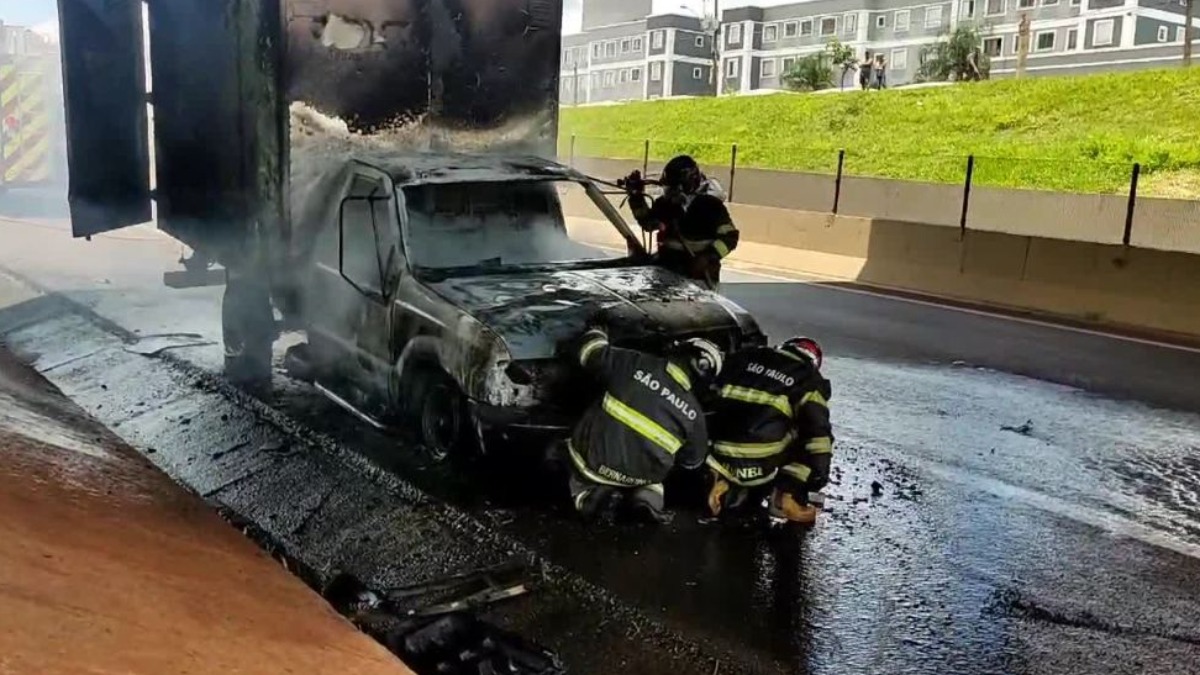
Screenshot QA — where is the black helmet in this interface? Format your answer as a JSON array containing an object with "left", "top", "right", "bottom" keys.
[
  {"left": 668, "top": 337, "right": 724, "bottom": 385},
  {"left": 662, "top": 155, "right": 704, "bottom": 194}
]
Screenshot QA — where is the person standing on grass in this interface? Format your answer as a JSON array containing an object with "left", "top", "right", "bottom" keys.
[
  {"left": 859, "top": 51, "right": 874, "bottom": 91},
  {"left": 873, "top": 54, "right": 888, "bottom": 89}
]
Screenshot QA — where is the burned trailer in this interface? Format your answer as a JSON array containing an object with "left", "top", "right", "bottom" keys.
[{"left": 54, "top": 0, "right": 563, "bottom": 385}]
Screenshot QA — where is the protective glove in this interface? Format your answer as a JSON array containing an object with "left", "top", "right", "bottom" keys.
[{"left": 619, "top": 170, "right": 646, "bottom": 196}]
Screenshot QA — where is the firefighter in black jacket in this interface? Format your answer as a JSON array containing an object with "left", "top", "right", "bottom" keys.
[
  {"left": 565, "top": 327, "right": 724, "bottom": 524},
  {"left": 705, "top": 336, "right": 833, "bottom": 525},
  {"left": 623, "top": 155, "right": 740, "bottom": 291}
]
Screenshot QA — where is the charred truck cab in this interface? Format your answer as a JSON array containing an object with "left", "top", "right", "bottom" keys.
[
  {"left": 297, "top": 153, "right": 765, "bottom": 457},
  {"left": 54, "top": 0, "right": 766, "bottom": 458}
]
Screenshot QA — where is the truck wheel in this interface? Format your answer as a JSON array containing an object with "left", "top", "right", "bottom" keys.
[{"left": 409, "top": 364, "right": 476, "bottom": 463}]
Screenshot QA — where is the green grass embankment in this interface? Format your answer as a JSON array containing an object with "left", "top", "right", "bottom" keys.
[{"left": 559, "top": 68, "right": 1200, "bottom": 197}]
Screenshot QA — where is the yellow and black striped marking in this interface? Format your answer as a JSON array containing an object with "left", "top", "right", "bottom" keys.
[{"left": 0, "top": 59, "right": 52, "bottom": 186}]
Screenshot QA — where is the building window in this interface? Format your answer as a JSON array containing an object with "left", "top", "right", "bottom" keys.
[
  {"left": 986, "top": 0, "right": 1005, "bottom": 15},
  {"left": 633, "top": 36, "right": 644, "bottom": 51},
  {"left": 821, "top": 17, "right": 838, "bottom": 36},
  {"left": 728, "top": 23, "right": 742, "bottom": 44},
  {"left": 1070, "top": 0, "right": 1081, "bottom": 4},
  {"left": 1035, "top": 30, "right": 1055, "bottom": 51},
  {"left": 621, "top": 38, "right": 632, "bottom": 53},
  {"left": 725, "top": 57, "right": 740, "bottom": 78},
  {"left": 890, "top": 48, "right": 908, "bottom": 70},
  {"left": 764, "top": 24, "right": 779, "bottom": 42},
  {"left": 591, "top": 42, "right": 602, "bottom": 59},
  {"left": 762, "top": 59, "right": 777, "bottom": 77},
  {"left": 1157, "top": 26, "right": 1169, "bottom": 42},
  {"left": 696, "top": 35, "right": 706, "bottom": 47},
  {"left": 1093, "top": 19, "right": 1115, "bottom": 46},
  {"left": 894, "top": 10, "right": 910, "bottom": 31},
  {"left": 784, "top": 21, "right": 799, "bottom": 38},
  {"left": 926, "top": 6, "right": 943, "bottom": 28},
  {"left": 605, "top": 41, "right": 616, "bottom": 57},
  {"left": 801, "top": 19, "right": 815, "bottom": 36},
  {"left": 1018, "top": 0, "right": 1035, "bottom": 8},
  {"left": 632, "top": 67, "right": 642, "bottom": 82},
  {"left": 603, "top": 71, "right": 615, "bottom": 87},
  {"left": 650, "top": 61, "right": 663, "bottom": 81},
  {"left": 982, "top": 36, "right": 1003, "bottom": 56},
  {"left": 962, "top": 0, "right": 977, "bottom": 18},
  {"left": 652, "top": 30, "right": 665, "bottom": 49},
  {"left": 1042, "top": 0, "right": 1059, "bottom": 5},
  {"left": 876, "top": 15, "right": 886, "bottom": 29},
  {"left": 781, "top": 56, "right": 796, "bottom": 72},
  {"left": 1011, "top": 35, "right": 1020, "bottom": 53},
  {"left": 693, "top": 67, "right": 704, "bottom": 80},
  {"left": 1067, "top": 28, "right": 1078, "bottom": 49},
  {"left": 844, "top": 13, "right": 858, "bottom": 34}
]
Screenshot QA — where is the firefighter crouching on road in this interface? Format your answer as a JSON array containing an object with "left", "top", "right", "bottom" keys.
[
  {"left": 705, "top": 337, "right": 833, "bottom": 525},
  {"left": 623, "top": 155, "right": 740, "bottom": 291},
  {"left": 565, "top": 326, "right": 724, "bottom": 524}
]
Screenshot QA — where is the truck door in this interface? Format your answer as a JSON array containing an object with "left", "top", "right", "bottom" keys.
[
  {"left": 313, "top": 168, "right": 403, "bottom": 401},
  {"left": 57, "top": 0, "right": 153, "bottom": 237}
]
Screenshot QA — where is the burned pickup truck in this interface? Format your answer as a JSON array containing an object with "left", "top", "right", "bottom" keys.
[{"left": 290, "top": 153, "right": 767, "bottom": 458}]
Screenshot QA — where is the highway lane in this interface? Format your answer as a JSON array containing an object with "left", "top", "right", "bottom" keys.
[{"left": 3, "top": 199, "right": 1200, "bottom": 673}]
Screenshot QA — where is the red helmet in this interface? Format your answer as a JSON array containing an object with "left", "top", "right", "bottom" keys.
[{"left": 780, "top": 336, "right": 823, "bottom": 369}]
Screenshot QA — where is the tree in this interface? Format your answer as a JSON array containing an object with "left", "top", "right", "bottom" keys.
[
  {"left": 826, "top": 38, "right": 859, "bottom": 90},
  {"left": 782, "top": 53, "right": 835, "bottom": 92},
  {"left": 917, "top": 26, "right": 991, "bottom": 83}
]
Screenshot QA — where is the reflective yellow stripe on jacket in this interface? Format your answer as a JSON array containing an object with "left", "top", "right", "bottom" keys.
[
  {"left": 719, "top": 385, "right": 793, "bottom": 418},
  {"left": 712, "top": 431, "right": 795, "bottom": 459},
  {"left": 603, "top": 394, "right": 683, "bottom": 455},
  {"left": 666, "top": 363, "right": 692, "bottom": 391},
  {"left": 707, "top": 455, "right": 778, "bottom": 487},
  {"left": 568, "top": 440, "right": 628, "bottom": 487}
]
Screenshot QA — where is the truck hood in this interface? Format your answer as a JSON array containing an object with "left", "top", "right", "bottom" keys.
[{"left": 428, "top": 266, "right": 752, "bottom": 360}]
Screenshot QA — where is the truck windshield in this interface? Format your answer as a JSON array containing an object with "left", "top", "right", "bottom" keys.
[{"left": 402, "top": 179, "right": 631, "bottom": 275}]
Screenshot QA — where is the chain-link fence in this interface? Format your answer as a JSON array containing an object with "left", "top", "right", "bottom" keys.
[{"left": 561, "top": 135, "right": 1200, "bottom": 252}]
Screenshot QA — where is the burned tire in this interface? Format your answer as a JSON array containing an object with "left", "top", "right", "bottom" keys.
[{"left": 409, "top": 365, "right": 476, "bottom": 464}]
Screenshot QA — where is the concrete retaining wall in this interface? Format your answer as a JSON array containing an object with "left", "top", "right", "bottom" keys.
[
  {"left": 566, "top": 155, "right": 1197, "bottom": 254},
  {"left": 562, "top": 189, "right": 1200, "bottom": 339}
]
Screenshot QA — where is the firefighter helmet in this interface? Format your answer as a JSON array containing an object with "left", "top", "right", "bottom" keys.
[
  {"left": 661, "top": 155, "right": 704, "bottom": 194},
  {"left": 671, "top": 336, "right": 724, "bottom": 382},
  {"left": 780, "top": 336, "right": 823, "bottom": 370}
]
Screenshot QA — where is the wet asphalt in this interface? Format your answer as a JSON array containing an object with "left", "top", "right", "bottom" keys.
[{"left": 3, "top": 189, "right": 1200, "bottom": 674}]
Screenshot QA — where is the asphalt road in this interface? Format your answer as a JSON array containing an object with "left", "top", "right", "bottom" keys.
[{"left": 3, "top": 189, "right": 1200, "bottom": 674}]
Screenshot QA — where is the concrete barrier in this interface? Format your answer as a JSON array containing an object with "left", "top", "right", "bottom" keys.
[
  {"left": 562, "top": 188, "right": 1200, "bottom": 339},
  {"left": 565, "top": 154, "right": 1200, "bottom": 255}
]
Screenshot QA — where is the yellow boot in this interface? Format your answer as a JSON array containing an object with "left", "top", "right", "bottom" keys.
[{"left": 768, "top": 489, "right": 819, "bottom": 525}]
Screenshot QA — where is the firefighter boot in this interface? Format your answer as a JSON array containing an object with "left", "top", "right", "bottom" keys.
[
  {"left": 707, "top": 472, "right": 732, "bottom": 517},
  {"left": 768, "top": 488, "right": 819, "bottom": 525}
]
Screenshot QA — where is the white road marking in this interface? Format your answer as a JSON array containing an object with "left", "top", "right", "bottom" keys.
[{"left": 585, "top": 241, "right": 1200, "bottom": 356}]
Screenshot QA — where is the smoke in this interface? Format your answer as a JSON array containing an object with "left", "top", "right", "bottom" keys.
[{"left": 288, "top": 101, "right": 611, "bottom": 273}]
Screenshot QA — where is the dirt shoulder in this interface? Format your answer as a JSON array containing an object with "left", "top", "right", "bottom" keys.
[{"left": 0, "top": 345, "right": 413, "bottom": 675}]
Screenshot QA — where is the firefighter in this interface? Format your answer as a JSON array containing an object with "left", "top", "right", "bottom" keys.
[
  {"left": 705, "top": 336, "right": 833, "bottom": 525},
  {"left": 623, "top": 155, "right": 739, "bottom": 291},
  {"left": 564, "top": 326, "right": 724, "bottom": 524}
]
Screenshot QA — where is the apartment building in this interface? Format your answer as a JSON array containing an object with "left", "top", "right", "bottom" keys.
[
  {"left": 560, "top": 0, "right": 719, "bottom": 104},
  {"left": 720, "top": 0, "right": 1197, "bottom": 91}
]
